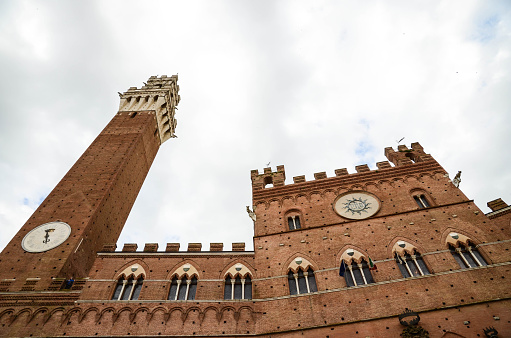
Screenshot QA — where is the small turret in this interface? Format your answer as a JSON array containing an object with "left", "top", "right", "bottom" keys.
[
  {"left": 251, "top": 165, "right": 286, "bottom": 190},
  {"left": 384, "top": 142, "right": 434, "bottom": 166}
]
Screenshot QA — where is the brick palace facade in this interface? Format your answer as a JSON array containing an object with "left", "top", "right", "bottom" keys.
[{"left": 0, "top": 76, "right": 509, "bottom": 337}]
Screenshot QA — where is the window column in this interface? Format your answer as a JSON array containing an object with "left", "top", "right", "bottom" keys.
[
  {"left": 117, "top": 280, "right": 128, "bottom": 300},
  {"left": 466, "top": 246, "right": 483, "bottom": 267},
  {"left": 303, "top": 271, "right": 311, "bottom": 293},
  {"left": 184, "top": 279, "right": 191, "bottom": 300},
  {"left": 411, "top": 255, "right": 424, "bottom": 276},
  {"left": 231, "top": 278, "right": 235, "bottom": 300},
  {"left": 127, "top": 279, "right": 137, "bottom": 300},
  {"left": 357, "top": 263, "right": 368, "bottom": 284},
  {"left": 348, "top": 265, "right": 357, "bottom": 286},
  {"left": 293, "top": 273, "right": 300, "bottom": 294},
  {"left": 456, "top": 247, "right": 471, "bottom": 268},
  {"left": 174, "top": 279, "right": 182, "bottom": 300}
]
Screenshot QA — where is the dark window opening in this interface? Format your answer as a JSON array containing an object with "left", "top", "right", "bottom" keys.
[
  {"left": 263, "top": 176, "right": 273, "bottom": 188},
  {"left": 288, "top": 267, "right": 317, "bottom": 295},
  {"left": 414, "top": 195, "right": 430, "bottom": 208},
  {"left": 450, "top": 243, "right": 487, "bottom": 269},
  {"left": 224, "top": 275, "right": 252, "bottom": 300},
  {"left": 168, "top": 276, "right": 197, "bottom": 300},
  {"left": 343, "top": 260, "right": 374, "bottom": 287},
  {"left": 288, "top": 216, "right": 301, "bottom": 230},
  {"left": 395, "top": 252, "right": 430, "bottom": 278},
  {"left": 112, "top": 276, "right": 143, "bottom": 300}
]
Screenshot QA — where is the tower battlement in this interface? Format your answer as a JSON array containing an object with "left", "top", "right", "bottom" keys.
[
  {"left": 101, "top": 242, "right": 248, "bottom": 253},
  {"left": 118, "top": 75, "right": 181, "bottom": 144},
  {"left": 384, "top": 142, "right": 434, "bottom": 166},
  {"left": 251, "top": 142, "right": 437, "bottom": 190}
]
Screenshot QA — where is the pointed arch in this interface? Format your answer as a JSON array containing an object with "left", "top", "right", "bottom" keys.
[
  {"left": 336, "top": 245, "right": 371, "bottom": 265},
  {"left": 223, "top": 262, "right": 254, "bottom": 279},
  {"left": 182, "top": 306, "right": 202, "bottom": 322},
  {"left": 281, "top": 195, "right": 295, "bottom": 206},
  {"left": 391, "top": 240, "right": 431, "bottom": 277},
  {"left": 284, "top": 254, "right": 318, "bottom": 295},
  {"left": 167, "top": 261, "right": 200, "bottom": 280},
  {"left": 338, "top": 247, "right": 375, "bottom": 287},
  {"left": 167, "top": 262, "right": 200, "bottom": 301},
  {"left": 349, "top": 184, "right": 365, "bottom": 191},
  {"left": 444, "top": 231, "right": 489, "bottom": 268},
  {"left": 0, "top": 309, "right": 15, "bottom": 321},
  {"left": 78, "top": 307, "right": 98, "bottom": 323},
  {"left": 282, "top": 253, "right": 318, "bottom": 274},
  {"left": 441, "top": 228, "right": 486, "bottom": 248},
  {"left": 111, "top": 259, "right": 149, "bottom": 280}
]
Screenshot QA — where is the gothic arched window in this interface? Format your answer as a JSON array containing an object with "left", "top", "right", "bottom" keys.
[
  {"left": 168, "top": 275, "right": 198, "bottom": 300},
  {"left": 449, "top": 242, "right": 487, "bottom": 269},
  {"left": 395, "top": 252, "right": 430, "bottom": 278},
  {"left": 224, "top": 275, "right": 252, "bottom": 300},
  {"left": 343, "top": 260, "right": 374, "bottom": 287},
  {"left": 288, "top": 267, "right": 317, "bottom": 295},
  {"left": 111, "top": 276, "right": 144, "bottom": 300}
]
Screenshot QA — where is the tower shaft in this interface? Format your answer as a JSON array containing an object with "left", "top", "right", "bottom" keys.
[{"left": 0, "top": 75, "right": 180, "bottom": 291}]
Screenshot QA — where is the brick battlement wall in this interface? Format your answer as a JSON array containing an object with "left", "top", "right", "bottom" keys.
[
  {"left": 251, "top": 142, "right": 436, "bottom": 192},
  {"left": 101, "top": 242, "right": 248, "bottom": 253}
]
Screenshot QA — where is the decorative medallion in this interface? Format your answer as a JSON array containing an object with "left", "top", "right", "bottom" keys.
[{"left": 333, "top": 191, "right": 381, "bottom": 220}]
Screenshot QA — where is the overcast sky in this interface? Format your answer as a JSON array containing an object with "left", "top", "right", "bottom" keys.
[{"left": 1, "top": 1, "right": 510, "bottom": 253}]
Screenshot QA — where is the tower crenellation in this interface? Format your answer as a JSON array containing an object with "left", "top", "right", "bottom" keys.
[
  {"left": 100, "top": 242, "right": 247, "bottom": 253},
  {"left": 251, "top": 143, "right": 439, "bottom": 191},
  {"left": 250, "top": 165, "right": 286, "bottom": 190},
  {"left": 118, "top": 74, "right": 180, "bottom": 144},
  {"left": 384, "top": 141, "right": 434, "bottom": 166}
]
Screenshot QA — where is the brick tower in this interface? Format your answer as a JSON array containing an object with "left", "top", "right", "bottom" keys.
[{"left": 0, "top": 75, "right": 180, "bottom": 291}]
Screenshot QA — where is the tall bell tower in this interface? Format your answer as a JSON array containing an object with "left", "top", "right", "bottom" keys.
[{"left": 0, "top": 75, "right": 180, "bottom": 291}]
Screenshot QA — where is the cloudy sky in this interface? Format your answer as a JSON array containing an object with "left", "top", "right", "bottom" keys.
[{"left": 1, "top": 1, "right": 510, "bottom": 253}]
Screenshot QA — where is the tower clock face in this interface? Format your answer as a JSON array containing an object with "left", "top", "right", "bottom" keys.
[
  {"left": 21, "top": 221, "right": 72, "bottom": 253},
  {"left": 333, "top": 192, "right": 381, "bottom": 220}
]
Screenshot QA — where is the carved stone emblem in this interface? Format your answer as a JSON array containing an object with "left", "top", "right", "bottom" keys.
[{"left": 333, "top": 192, "right": 381, "bottom": 220}]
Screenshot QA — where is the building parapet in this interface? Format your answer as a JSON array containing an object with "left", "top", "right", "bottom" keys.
[
  {"left": 101, "top": 242, "right": 247, "bottom": 253},
  {"left": 486, "top": 204, "right": 511, "bottom": 219},
  {"left": 251, "top": 143, "right": 441, "bottom": 195}
]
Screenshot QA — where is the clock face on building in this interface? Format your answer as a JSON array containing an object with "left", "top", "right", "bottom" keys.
[
  {"left": 21, "top": 221, "right": 72, "bottom": 253},
  {"left": 333, "top": 192, "right": 381, "bottom": 220}
]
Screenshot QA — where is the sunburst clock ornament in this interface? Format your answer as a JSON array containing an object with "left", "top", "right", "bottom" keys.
[{"left": 333, "top": 191, "right": 381, "bottom": 220}]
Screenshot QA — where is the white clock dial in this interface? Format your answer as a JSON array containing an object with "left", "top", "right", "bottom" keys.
[
  {"left": 22, "top": 221, "right": 72, "bottom": 253},
  {"left": 333, "top": 191, "right": 381, "bottom": 220}
]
